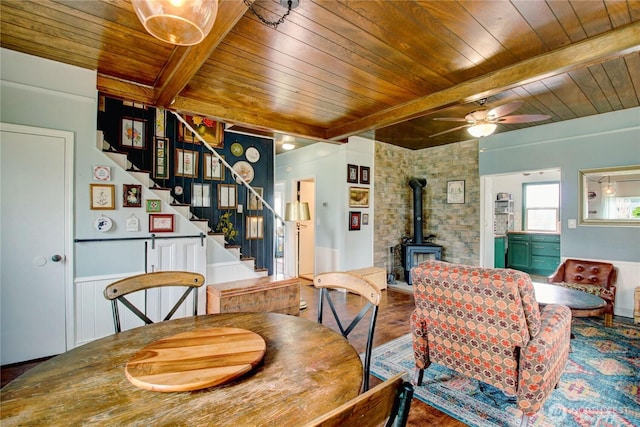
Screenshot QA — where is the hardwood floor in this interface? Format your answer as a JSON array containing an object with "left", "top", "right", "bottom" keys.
[
  {"left": 298, "top": 282, "right": 465, "bottom": 427},
  {"left": 1, "top": 282, "right": 464, "bottom": 426}
]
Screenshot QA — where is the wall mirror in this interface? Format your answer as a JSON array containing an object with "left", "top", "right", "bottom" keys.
[{"left": 579, "top": 165, "right": 640, "bottom": 226}]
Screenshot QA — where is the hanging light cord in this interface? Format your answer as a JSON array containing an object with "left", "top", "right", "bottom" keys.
[{"left": 243, "top": 0, "right": 294, "bottom": 29}]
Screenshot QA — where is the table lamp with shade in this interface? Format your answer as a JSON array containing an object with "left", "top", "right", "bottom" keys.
[{"left": 285, "top": 201, "right": 311, "bottom": 309}]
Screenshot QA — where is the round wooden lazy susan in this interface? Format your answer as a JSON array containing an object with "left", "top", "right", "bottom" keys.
[{"left": 125, "top": 327, "right": 266, "bottom": 392}]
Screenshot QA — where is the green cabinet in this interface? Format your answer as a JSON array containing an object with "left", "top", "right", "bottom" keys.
[{"left": 507, "top": 233, "right": 560, "bottom": 275}]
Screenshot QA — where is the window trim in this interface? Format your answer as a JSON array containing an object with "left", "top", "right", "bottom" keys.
[{"left": 522, "top": 181, "right": 560, "bottom": 232}]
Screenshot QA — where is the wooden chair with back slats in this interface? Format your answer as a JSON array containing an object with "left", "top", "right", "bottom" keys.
[
  {"left": 103, "top": 271, "right": 205, "bottom": 333},
  {"left": 314, "top": 272, "right": 382, "bottom": 392},
  {"left": 302, "top": 372, "right": 414, "bottom": 427}
]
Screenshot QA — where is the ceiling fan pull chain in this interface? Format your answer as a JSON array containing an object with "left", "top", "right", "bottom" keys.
[{"left": 244, "top": 0, "right": 296, "bottom": 29}]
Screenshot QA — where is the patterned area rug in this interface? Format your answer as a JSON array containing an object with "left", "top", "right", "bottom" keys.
[{"left": 369, "top": 317, "right": 640, "bottom": 427}]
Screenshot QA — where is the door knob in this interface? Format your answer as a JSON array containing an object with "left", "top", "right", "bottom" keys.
[{"left": 51, "top": 254, "right": 63, "bottom": 262}]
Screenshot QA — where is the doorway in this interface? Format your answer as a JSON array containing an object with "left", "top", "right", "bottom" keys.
[
  {"left": 0, "top": 123, "right": 74, "bottom": 364},
  {"left": 297, "top": 179, "right": 315, "bottom": 280},
  {"left": 480, "top": 169, "right": 561, "bottom": 268}
]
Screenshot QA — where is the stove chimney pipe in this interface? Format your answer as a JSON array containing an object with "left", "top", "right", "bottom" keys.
[{"left": 408, "top": 178, "right": 427, "bottom": 244}]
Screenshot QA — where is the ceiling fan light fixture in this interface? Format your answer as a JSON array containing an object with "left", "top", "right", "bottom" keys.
[
  {"left": 467, "top": 123, "right": 497, "bottom": 138},
  {"left": 132, "top": 0, "right": 218, "bottom": 46}
]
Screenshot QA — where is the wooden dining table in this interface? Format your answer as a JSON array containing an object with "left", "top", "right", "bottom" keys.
[{"left": 0, "top": 312, "right": 363, "bottom": 426}]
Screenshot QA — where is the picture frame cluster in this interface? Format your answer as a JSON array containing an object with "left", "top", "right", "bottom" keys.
[{"left": 346, "top": 164, "right": 371, "bottom": 231}]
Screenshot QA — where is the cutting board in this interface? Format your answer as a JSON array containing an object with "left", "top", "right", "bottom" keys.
[{"left": 125, "top": 327, "right": 266, "bottom": 392}]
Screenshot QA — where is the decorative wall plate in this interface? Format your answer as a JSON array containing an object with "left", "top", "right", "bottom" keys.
[
  {"left": 174, "top": 185, "right": 183, "bottom": 195},
  {"left": 245, "top": 147, "right": 260, "bottom": 163},
  {"left": 94, "top": 216, "right": 113, "bottom": 232},
  {"left": 230, "top": 142, "right": 244, "bottom": 157},
  {"left": 232, "top": 161, "right": 255, "bottom": 184}
]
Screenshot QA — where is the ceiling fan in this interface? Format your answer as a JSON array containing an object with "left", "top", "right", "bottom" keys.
[{"left": 429, "top": 99, "right": 551, "bottom": 138}]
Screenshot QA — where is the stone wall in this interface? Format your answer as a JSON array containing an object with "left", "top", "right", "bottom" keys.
[{"left": 373, "top": 139, "right": 480, "bottom": 279}]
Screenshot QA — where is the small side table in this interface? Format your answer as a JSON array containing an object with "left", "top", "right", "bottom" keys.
[{"left": 634, "top": 286, "right": 640, "bottom": 324}]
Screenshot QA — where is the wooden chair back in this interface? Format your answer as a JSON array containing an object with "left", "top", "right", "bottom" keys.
[
  {"left": 103, "top": 271, "right": 205, "bottom": 333},
  {"left": 302, "top": 373, "right": 413, "bottom": 427},
  {"left": 314, "top": 272, "right": 381, "bottom": 391}
]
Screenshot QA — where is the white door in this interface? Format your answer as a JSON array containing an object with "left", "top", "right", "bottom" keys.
[
  {"left": 299, "top": 179, "right": 315, "bottom": 279},
  {"left": 1, "top": 123, "right": 73, "bottom": 365}
]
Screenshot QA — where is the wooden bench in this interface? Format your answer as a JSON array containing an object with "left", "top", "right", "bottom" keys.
[{"left": 207, "top": 276, "right": 300, "bottom": 316}]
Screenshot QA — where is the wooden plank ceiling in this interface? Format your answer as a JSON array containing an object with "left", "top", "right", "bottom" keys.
[{"left": 1, "top": 0, "right": 639, "bottom": 151}]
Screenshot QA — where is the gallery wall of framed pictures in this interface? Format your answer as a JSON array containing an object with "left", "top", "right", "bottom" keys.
[
  {"left": 346, "top": 163, "right": 372, "bottom": 231},
  {"left": 96, "top": 94, "right": 276, "bottom": 270}
]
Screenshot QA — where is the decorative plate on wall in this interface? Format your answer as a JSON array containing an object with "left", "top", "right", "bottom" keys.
[
  {"left": 232, "top": 161, "right": 254, "bottom": 184},
  {"left": 245, "top": 147, "right": 260, "bottom": 163},
  {"left": 230, "top": 142, "right": 244, "bottom": 157},
  {"left": 94, "top": 216, "right": 113, "bottom": 232}
]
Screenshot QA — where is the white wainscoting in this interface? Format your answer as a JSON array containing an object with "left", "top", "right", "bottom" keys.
[
  {"left": 74, "top": 238, "right": 207, "bottom": 348},
  {"left": 562, "top": 257, "right": 639, "bottom": 319}
]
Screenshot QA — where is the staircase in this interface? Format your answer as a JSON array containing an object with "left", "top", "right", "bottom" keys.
[{"left": 97, "top": 131, "right": 267, "bottom": 284}]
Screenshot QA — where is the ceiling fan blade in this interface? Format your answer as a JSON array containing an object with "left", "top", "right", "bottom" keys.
[
  {"left": 487, "top": 101, "right": 524, "bottom": 119},
  {"left": 433, "top": 117, "right": 468, "bottom": 122},
  {"left": 497, "top": 114, "right": 551, "bottom": 124},
  {"left": 429, "top": 124, "right": 471, "bottom": 137}
]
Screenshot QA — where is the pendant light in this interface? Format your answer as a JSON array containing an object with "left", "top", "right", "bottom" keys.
[
  {"left": 132, "top": 0, "right": 219, "bottom": 46},
  {"left": 602, "top": 176, "right": 617, "bottom": 197}
]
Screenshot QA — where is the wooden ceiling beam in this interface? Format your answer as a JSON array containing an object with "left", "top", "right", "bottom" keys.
[
  {"left": 171, "top": 96, "right": 329, "bottom": 141},
  {"left": 97, "top": 74, "right": 156, "bottom": 105},
  {"left": 153, "top": 0, "right": 249, "bottom": 107},
  {"left": 325, "top": 22, "right": 640, "bottom": 141}
]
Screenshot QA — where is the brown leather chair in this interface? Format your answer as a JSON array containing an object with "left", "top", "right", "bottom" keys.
[{"left": 547, "top": 259, "right": 617, "bottom": 326}]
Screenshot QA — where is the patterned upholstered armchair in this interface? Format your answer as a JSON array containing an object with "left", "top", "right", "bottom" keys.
[
  {"left": 547, "top": 258, "right": 617, "bottom": 327},
  {"left": 411, "top": 261, "right": 572, "bottom": 427}
]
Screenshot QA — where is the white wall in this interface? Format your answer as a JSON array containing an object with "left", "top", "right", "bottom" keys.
[{"left": 276, "top": 136, "right": 375, "bottom": 274}]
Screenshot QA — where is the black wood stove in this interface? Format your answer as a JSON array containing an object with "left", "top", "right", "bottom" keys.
[{"left": 401, "top": 178, "right": 442, "bottom": 285}]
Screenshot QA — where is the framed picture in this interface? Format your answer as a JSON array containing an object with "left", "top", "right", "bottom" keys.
[
  {"left": 90, "top": 184, "right": 115, "bottom": 210},
  {"left": 149, "top": 214, "right": 174, "bottom": 232},
  {"left": 204, "top": 153, "right": 224, "bottom": 180},
  {"left": 349, "top": 186, "right": 370, "bottom": 208},
  {"left": 153, "top": 137, "right": 169, "bottom": 179},
  {"left": 218, "top": 184, "right": 237, "bottom": 209},
  {"left": 360, "top": 166, "right": 370, "bottom": 184},
  {"left": 92, "top": 165, "right": 111, "bottom": 181},
  {"left": 447, "top": 180, "right": 465, "bottom": 204},
  {"left": 362, "top": 213, "right": 369, "bottom": 225},
  {"left": 191, "top": 183, "right": 211, "bottom": 207},
  {"left": 123, "top": 184, "right": 142, "bottom": 208},
  {"left": 178, "top": 114, "right": 224, "bottom": 148},
  {"left": 175, "top": 148, "right": 199, "bottom": 178},
  {"left": 349, "top": 211, "right": 361, "bottom": 230},
  {"left": 247, "top": 187, "right": 264, "bottom": 211},
  {"left": 121, "top": 117, "right": 146, "bottom": 148},
  {"left": 146, "top": 199, "right": 161, "bottom": 212},
  {"left": 347, "top": 164, "right": 358, "bottom": 183},
  {"left": 246, "top": 215, "right": 264, "bottom": 240}
]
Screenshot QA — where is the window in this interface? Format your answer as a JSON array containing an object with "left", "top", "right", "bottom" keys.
[{"left": 523, "top": 182, "right": 559, "bottom": 232}]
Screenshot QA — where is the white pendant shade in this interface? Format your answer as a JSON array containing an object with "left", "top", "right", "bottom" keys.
[
  {"left": 132, "top": 0, "right": 218, "bottom": 46},
  {"left": 467, "top": 123, "right": 497, "bottom": 138}
]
